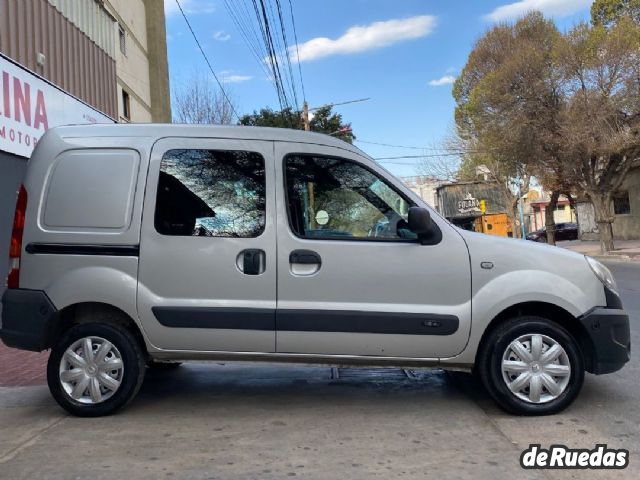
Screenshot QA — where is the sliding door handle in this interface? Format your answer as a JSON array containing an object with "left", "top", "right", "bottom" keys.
[{"left": 238, "top": 249, "right": 265, "bottom": 275}]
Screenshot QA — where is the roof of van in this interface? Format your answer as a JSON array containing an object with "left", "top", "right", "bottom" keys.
[{"left": 47, "top": 123, "right": 368, "bottom": 157}]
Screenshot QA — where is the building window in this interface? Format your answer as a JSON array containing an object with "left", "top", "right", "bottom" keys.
[
  {"left": 121, "top": 89, "right": 131, "bottom": 121},
  {"left": 155, "top": 149, "right": 266, "bottom": 237},
  {"left": 118, "top": 24, "right": 126, "bottom": 55},
  {"left": 613, "top": 192, "right": 631, "bottom": 215}
]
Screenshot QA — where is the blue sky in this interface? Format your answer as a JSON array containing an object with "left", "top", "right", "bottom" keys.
[{"left": 164, "top": 0, "right": 593, "bottom": 177}]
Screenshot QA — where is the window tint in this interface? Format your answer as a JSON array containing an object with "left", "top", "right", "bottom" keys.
[
  {"left": 285, "top": 155, "right": 415, "bottom": 240},
  {"left": 155, "top": 149, "right": 266, "bottom": 237}
]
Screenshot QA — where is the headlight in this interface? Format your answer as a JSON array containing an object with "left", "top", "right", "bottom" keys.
[{"left": 585, "top": 256, "right": 618, "bottom": 293}]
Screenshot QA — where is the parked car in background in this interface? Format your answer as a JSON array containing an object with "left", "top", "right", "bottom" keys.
[{"left": 526, "top": 222, "right": 579, "bottom": 242}]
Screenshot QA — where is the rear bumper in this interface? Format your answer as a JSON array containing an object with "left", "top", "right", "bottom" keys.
[
  {"left": 0, "top": 289, "right": 59, "bottom": 352},
  {"left": 580, "top": 308, "right": 630, "bottom": 374}
]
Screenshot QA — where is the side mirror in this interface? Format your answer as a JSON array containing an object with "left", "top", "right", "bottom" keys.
[{"left": 408, "top": 207, "right": 433, "bottom": 235}]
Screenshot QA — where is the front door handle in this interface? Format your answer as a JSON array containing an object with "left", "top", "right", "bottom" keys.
[
  {"left": 289, "top": 250, "right": 321, "bottom": 265},
  {"left": 238, "top": 249, "right": 265, "bottom": 275}
]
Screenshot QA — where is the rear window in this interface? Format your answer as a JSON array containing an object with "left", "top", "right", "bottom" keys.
[{"left": 154, "top": 149, "right": 266, "bottom": 237}]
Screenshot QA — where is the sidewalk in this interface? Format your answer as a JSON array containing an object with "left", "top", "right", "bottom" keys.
[{"left": 559, "top": 239, "right": 640, "bottom": 261}]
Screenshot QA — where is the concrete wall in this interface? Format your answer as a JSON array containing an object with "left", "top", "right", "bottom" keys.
[
  {"left": 612, "top": 167, "right": 640, "bottom": 240},
  {"left": 0, "top": 151, "right": 27, "bottom": 308},
  {"left": 103, "top": 0, "right": 170, "bottom": 123},
  {"left": 577, "top": 167, "right": 640, "bottom": 241}
]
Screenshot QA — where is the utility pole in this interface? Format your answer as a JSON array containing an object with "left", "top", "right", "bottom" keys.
[{"left": 302, "top": 101, "right": 310, "bottom": 131}]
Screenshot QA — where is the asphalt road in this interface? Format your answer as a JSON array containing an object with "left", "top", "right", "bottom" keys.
[{"left": 0, "top": 260, "right": 638, "bottom": 480}]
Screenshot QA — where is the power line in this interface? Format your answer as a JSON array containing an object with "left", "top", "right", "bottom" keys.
[
  {"left": 175, "top": 0, "right": 240, "bottom": 121},
  {"left": 356, "top": 139, "right": 437, "bottom": 150},
  {"left": 375, "top": 153, "right": 467, "bottom": 160},
  {"left": 287, "top": 0, "right": 306, "bottom": 102},
  {"left": 223, "top": 0, "right": 304, "bottom": 118},
  {"left": 309, "top": 98, "right": 371, "bottom": 111},
  {"left": 275, "top": 0, "right": 300, "bottom": 110}
]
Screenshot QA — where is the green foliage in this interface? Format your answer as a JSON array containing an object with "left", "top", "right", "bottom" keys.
[
  {"left": 238, "top": 105, "right": 354, "bottom": 143},
  {"left": 238, "top": 107, "right": 302, "bottom": 129},
  {"left": 591, "top": 0, "right": 640, "bottom": 28}
]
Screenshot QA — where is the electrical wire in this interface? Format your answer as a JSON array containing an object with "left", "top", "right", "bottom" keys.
[
  {"left": 288, "top": 0, "right": 306, "bottom": 102},
  {"left": 174, "top": 0, "right": 240, "bottom": 121}
]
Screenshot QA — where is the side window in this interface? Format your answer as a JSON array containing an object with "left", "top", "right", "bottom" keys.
[
  {"left": 155, "top": 149, "right": 266, "bottom": 237},
  {"left": 284, "top": 155, "right": 415, "bottom": 241}
]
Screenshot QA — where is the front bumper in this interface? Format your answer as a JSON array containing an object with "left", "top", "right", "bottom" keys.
[
  {"left": 580, "top": 308, "right": 630, "bottom": 374},
  {"left": 0, "top": 289, "right": 59, "bottom": 352}
]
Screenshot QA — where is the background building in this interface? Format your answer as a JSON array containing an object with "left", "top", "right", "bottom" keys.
[
  {"left": 401, "top": 175, "right": 444, "bottom": 209},
  {"left": 436, "top": 181, "right": 513, "bottom": 237},
  {"left": 528, "top": 193, "right": 577, "bottom": 232},
  {"left": 577, "top": 164, "right": 640, "bottom": 241},
  {"left": 0, "top": 0, "right": 170, "bottom": 293}
]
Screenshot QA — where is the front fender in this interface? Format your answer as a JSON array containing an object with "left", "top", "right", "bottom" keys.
[{"left": 442, "top": 268, "right": 606, "bottom": 365}]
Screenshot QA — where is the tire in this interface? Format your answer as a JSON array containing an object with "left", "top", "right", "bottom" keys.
[
  {"left": 47, "top": 323, "right": 146, "bottom": 417},
  {"left": 147, "top": 360, "right": 182, "bottom": 370},
  {"left": 536, "top": 236, "right": 547, "bottom": 243},
  {"left": 477, "top": 316, "right": 584, "bottom": 415}
]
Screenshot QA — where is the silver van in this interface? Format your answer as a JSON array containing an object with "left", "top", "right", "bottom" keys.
[{"left": 0, "top": 125, "right": 630, "bottom": 416}]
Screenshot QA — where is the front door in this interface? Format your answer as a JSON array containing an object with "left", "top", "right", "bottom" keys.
[
  {"left": 274, "top": 142, "right": 472, "bottom": 358},
  {"left": 137, "top": 138, "right": 276, "bottom": 352}
]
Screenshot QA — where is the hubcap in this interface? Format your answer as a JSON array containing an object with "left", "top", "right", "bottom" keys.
[
  {"left": 59, "top": 336, "right": 124, "bottom": 405},
  {"left": 501, "top": 333, "right": 571, "bottom": 404}
]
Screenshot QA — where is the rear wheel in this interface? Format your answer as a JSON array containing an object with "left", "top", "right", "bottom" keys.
[
  {"left": 47, "top": 323, "right": 146, "bottom": 417},
  {"left": 477, "top": 316, "right": 584, "bottom": 415}
]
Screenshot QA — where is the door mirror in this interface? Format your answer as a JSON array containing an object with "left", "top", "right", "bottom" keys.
[{"left": 408, "top": 207, "right": 433, "bottom": 235}]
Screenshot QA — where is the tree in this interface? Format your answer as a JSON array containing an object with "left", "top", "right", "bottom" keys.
[
  {"left": 557, "top": 18, "right": 640, "bottom": 252},
  {"left": 238, "top": 107, "right": 302, "bottom": 129},
  {"left": 308, "top": 106, "right": 355, "bottom": 143},
  {"left": 453, "top": 13, "right": 564, "bottom": 239},
  {"left": 173, "top": 73, "right": 237, "bottom": 125},
  {"left": 238, "top": 105, "right": 355, "bottom": 143},
  {"left": 592, "top": 0, "right": 640, "bottom": 28},
  {"left": 454, "top": 10, "right": 640, "bottom": 251}
]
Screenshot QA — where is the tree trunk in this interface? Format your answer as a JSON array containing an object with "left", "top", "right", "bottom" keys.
[
  {"left": 565, "top": 192, "right": 577, "bottom": 226},
  {"left": 588, "top": 192, "right": 615, "bottom": 253},
  {"left": 510, "top": 204, "right": 519, "bottom": 238},
  {"left": 545, "top": 191, "right": 560, "bottom": 246}
]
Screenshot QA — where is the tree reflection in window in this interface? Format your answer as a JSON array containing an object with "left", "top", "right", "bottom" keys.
[
  {"left": 155, "top": 149, "right": 266, "bottom": 237},
  {"left": 285, "top": 155, "right": 415, "bottom": 240}
]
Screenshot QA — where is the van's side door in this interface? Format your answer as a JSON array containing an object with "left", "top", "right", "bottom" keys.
[
  {"left": 274, "top": 142, "right": 472, "bottom": 358},
  {"left": 137, "top": 138, "right": 276, "bottom": 352}
]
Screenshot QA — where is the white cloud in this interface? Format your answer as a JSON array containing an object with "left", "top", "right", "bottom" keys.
[
  {"left": 222, "top": 74, "right": 252, "bottom": 84},
  {"left": 428, "top": 75, "right": 456, "bottom": 87},
  {"left": 214, "top": 30, "right": 231, "bottom": 42},
  {"left": 292, "top": 15, "right": 437, "bottom": 62},
  {"left": 164, "top": 0, "right": 215, "bottom": 17},
  {"left": 485, "top": 0, "right": 591, "bottom": 22}
]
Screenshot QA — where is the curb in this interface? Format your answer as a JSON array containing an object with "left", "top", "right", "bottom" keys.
[{"left": 588, "top": 254, "right": 640, "bottom": 263}]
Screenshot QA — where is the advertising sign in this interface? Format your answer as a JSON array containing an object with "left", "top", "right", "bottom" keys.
[{"left": 0, "top": 54, "right": 113, "bottom": 158}]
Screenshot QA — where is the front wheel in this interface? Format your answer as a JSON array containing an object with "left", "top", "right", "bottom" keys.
[
  {"left": 477, "top": 316, "right": 584, "bottom": 415},
  {"left": 47, "top": 323, "right": 146, "bottom": 417}
]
